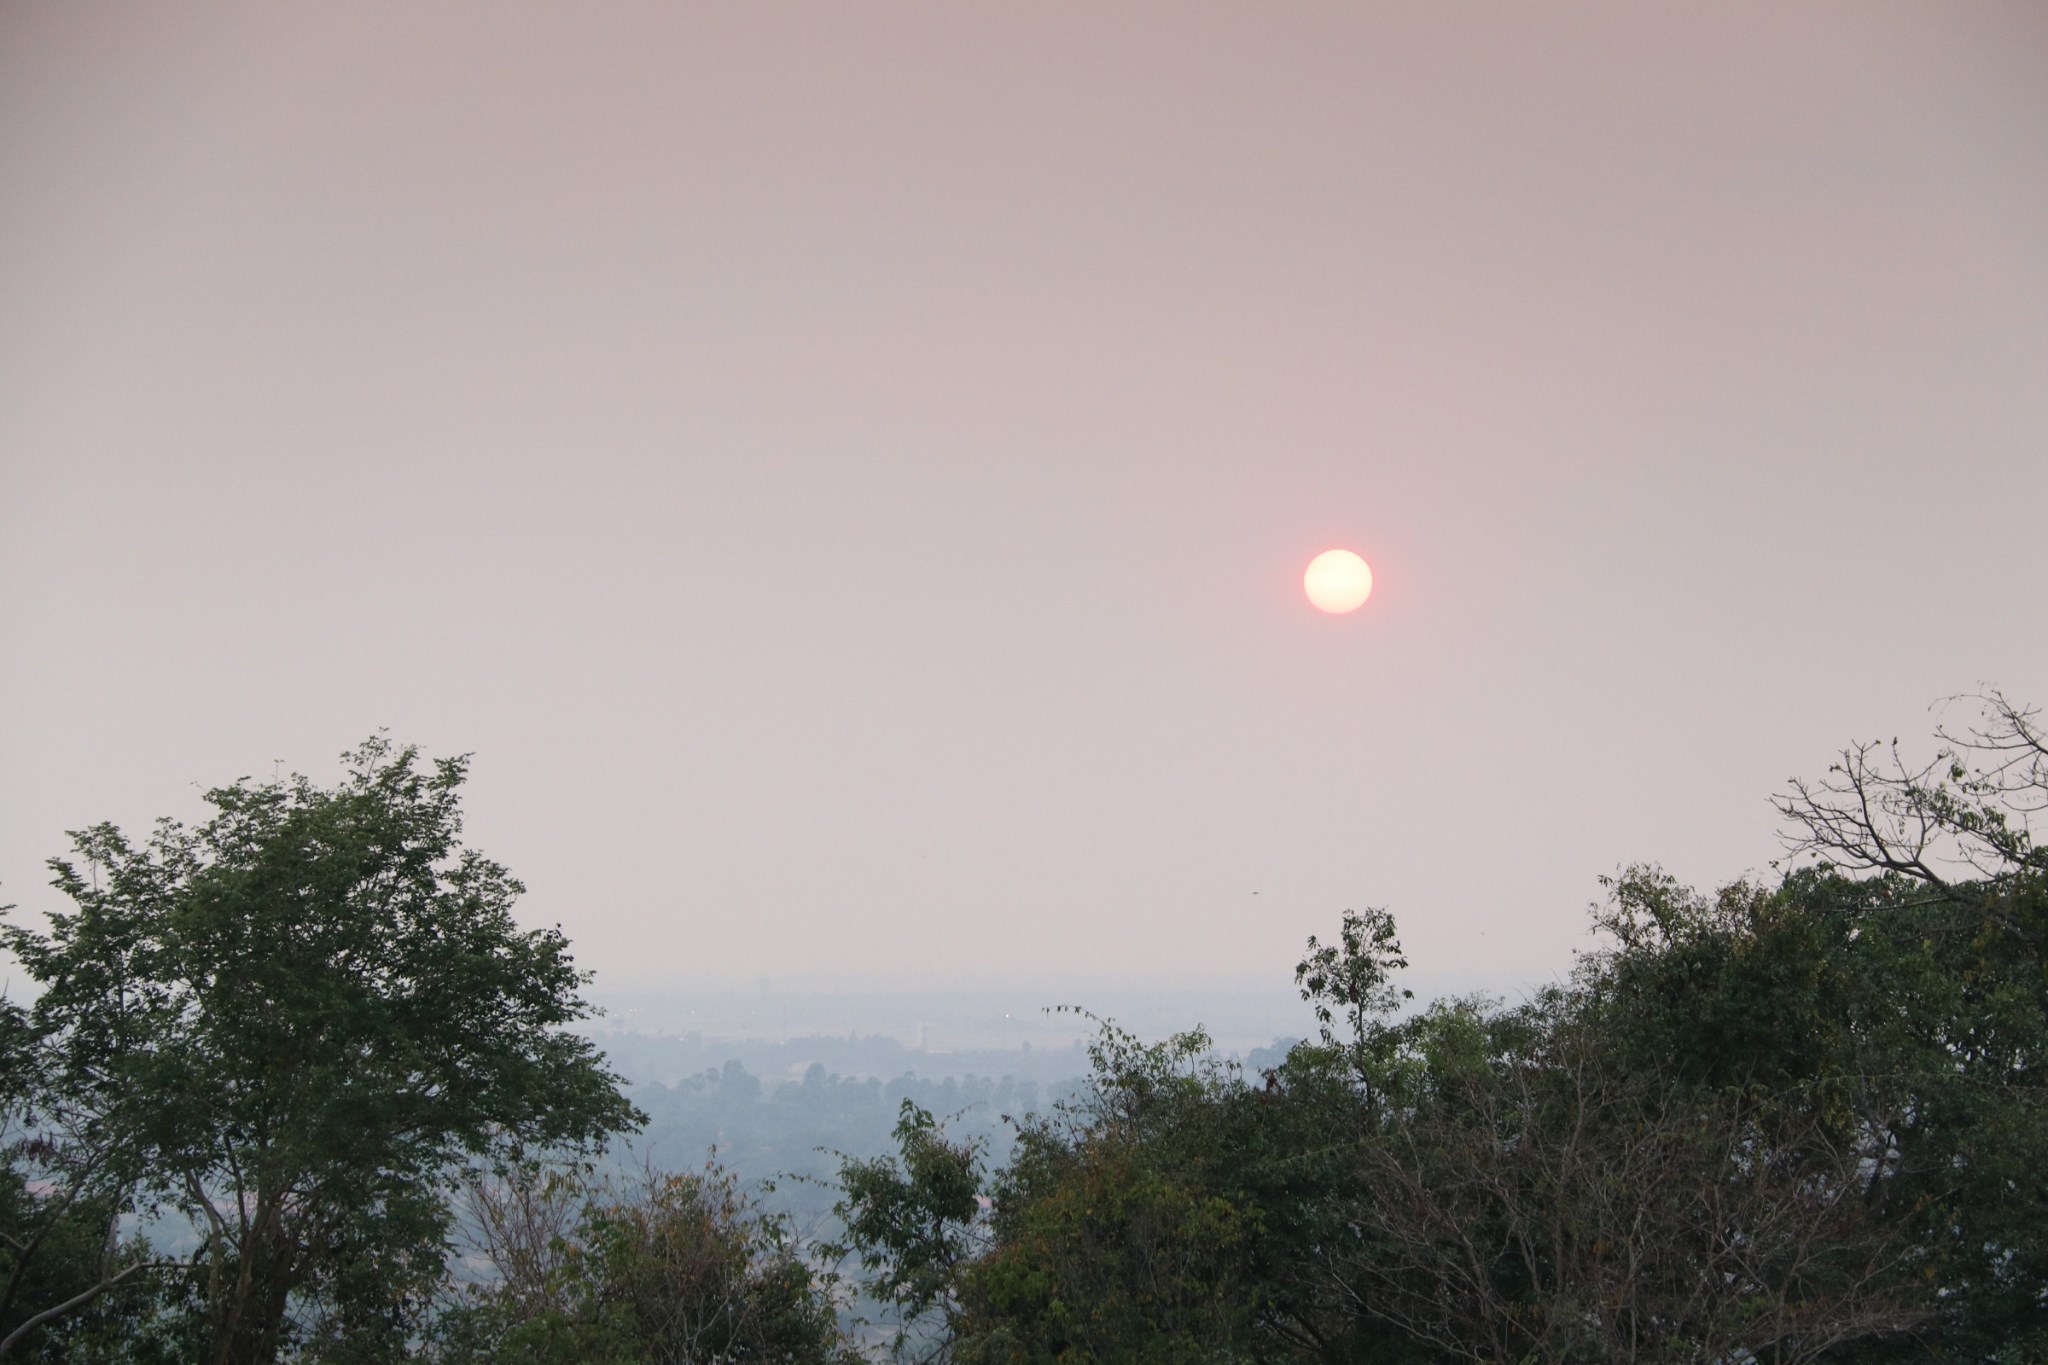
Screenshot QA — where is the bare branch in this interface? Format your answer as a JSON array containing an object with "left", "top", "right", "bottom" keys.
[{"left": 1777, "top": 692, "right": 2048, "bottom": 941}]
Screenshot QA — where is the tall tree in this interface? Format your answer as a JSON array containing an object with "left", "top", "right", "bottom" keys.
[
  {"left": 1771, "top": 691, "right": 2048, "bottom": 1357},
  {"left": 0, "top": 738, "right": 641, "bottom": 1364},
  {"left": 836, "top": 1098, "right": 990, "bottom": 1362}
]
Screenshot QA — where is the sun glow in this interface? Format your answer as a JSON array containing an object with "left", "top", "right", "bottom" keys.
[{"left": 1304, "top": 549, "right": 1373, "bottom": 614}]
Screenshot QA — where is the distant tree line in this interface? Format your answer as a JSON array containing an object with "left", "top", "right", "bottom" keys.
[{"left": 3, "top": 695, "right": 2046, "bottom": 1361}]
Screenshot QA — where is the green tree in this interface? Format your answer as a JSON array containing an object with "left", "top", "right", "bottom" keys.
[
  {"left": 859, "top": 1012, "right": 1411, "bottom": 1365},
  {"left": 835, "top": 1098, "right": 989, "bottom": 1361},
  {"left": 0, "top": 1162, "right": 194, "bottom": 1364},
  {"left": 0, "top": 738, "right": 642, "bottom": 1364},
  {"left": 0, "top": 963, "right": 195, "bottom": 1362},
  {"left": 1316, "top": 983, "right": 1925, "bottom": 1365},
  {"left": 1295, "top": 908, "right": 1411, "bottom": 1095},
  {"left": 1582, "top": 865, "right": 2048, "bottom": 1361},
  {"left": 1736, "top": 688, "right": 2048, "bottom": 1356},
  {"left": 951, "top": 1023, "right": 1264, "bottom": 1365},
  {"left": 438, "top": 1160, "right": 857, "bottom": 1364}
]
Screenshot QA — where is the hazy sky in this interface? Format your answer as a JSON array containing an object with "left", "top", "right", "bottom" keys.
[{"left": 4, "top": 3, "right": 2046, "bottom": 1003}]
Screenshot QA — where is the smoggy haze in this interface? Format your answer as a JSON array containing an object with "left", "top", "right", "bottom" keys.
[{"left": 3, "top": 3, "right": 2046, "bottom": 998}]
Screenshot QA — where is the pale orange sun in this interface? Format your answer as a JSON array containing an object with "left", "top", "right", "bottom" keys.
[{"left": 1304, "top": 549, "right": 1373, "bottom": 614}]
